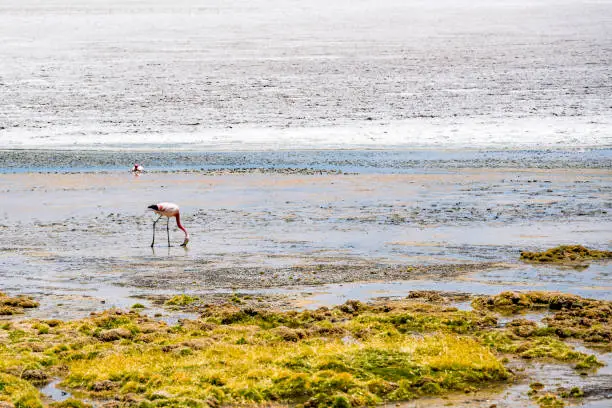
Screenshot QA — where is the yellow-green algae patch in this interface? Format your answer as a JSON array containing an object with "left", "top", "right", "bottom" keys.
[
  {"left": 535, "top": 393, "right": 565, "bottom": 408},
  {"left": 48, "top": 399, "right": 92, "bottom": 408},
  {"left": 0, "top": 372, "right": 42, "bottom": 407},
  {"left": 520, "top": 245, "right": 612, "bottom": 264},
  {"left": 0, "top": 293, "right": 609, "bottom": 407},
  {"left": 164, "top": 294, "right": 199, "bottom": 307},
  {"left": 0, "top": 301, "right": 508, "bottom": 407},
  {"left": 60, "top": 302, "right": 509, "bottom": 407}
]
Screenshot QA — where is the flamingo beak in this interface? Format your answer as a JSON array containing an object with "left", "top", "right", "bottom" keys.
[{"left": 180, "top": 238, "right": 189, "bottom": 247}]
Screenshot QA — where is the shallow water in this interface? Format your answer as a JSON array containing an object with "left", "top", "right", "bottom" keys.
[
  {"left": 289, "top": 264, "right": 612, "bottom": 309},
  {"left": 1, "top": 165, "right": 610, "bottom": 321},
  {"left": 39, "top": 379, "right": 71, "bottom": 403}
]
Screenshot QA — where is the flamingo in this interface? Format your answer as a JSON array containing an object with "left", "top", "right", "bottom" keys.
[
  {"left": 132, "top": 163, "right": 144, "bottom": 173},
  {"left": 148, "top": 202, "right": 189, "bottom": 247}
]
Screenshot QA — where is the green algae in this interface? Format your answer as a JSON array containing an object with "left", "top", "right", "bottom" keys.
[
  {"left": 520, "top": 245, "right": 612, "bottom": 264},
  {"left": 0, "top": 301, "right": 508, "bottom": 407},
  {"left": 0, "top": 292, "right": 609, "bottom": 407},
  {"left": 574, "top": 354, "right": 604, "bottom": 370},
  {"left": 48, "top": 399, "right": 92, "bottom": 408},
  {"left": 479, "top": 331, "right": 600, "bottom": 368},
  {"left": 559, "top": 386, "right": 583, "bottom": 398},
  {"left": 529, "top": 384, "right": 584, "bottom": 407}
]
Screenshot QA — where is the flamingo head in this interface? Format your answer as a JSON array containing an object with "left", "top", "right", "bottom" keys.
[{"left": 180, "top": 236, "right": 189, "bottom": 247}]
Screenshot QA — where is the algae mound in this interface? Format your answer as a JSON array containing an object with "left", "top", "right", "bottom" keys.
[
  {"left": 0, "top": 292, "right": 39, "bottom": 316},
  {"left": 164, "top": 294, "right": 199, "bottom": 307},
  {"left": 520, "top": 245, "right": 612, "bottom": 264},
  {"left": 473, "top": 291, "right": 611, "bottom": 344}
]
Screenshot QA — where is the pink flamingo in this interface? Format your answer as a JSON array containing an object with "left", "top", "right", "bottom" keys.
[
  {"left": 132, "top": 163, "right": 144, "bottom": 173},
  {"left": 148, "top": 202, "right": 189, "bottom": 247}
]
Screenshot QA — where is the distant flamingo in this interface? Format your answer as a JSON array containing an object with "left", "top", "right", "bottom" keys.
[
  {"left": 132, "top": 163, "right": 144, "bottom": 173},
  {"left": 148, "top": 202, "right": 189, "bottom": 247}
]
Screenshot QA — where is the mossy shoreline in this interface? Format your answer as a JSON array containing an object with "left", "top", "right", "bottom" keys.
[{"left": 0, "top": 291, "right": 610, "bottom": 408}]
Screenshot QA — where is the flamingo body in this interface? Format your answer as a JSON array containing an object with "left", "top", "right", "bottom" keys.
[
  {"left": 132, "top": 163, "right": 144, "bottom": 173},
  {"left": 149, "top": 202, "right": 180, "bottom": 217},
  {"left": 148, "top": 202, "right": 189, "bottom": 247}
]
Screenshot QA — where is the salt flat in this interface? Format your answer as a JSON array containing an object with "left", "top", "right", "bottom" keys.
[{"left": 1, "top": 0, "right": 611, "bottom": 149}]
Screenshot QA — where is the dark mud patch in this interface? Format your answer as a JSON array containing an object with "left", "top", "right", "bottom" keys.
[{"left": 128, "top": 261, "right": 503, "bottom": 291}]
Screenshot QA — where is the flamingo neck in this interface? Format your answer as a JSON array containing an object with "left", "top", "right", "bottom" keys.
[{"left": 175, "top": 213, "right": 189, "bottom": 240}]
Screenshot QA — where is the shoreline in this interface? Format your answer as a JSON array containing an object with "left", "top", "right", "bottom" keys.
[{"left": 1, "top": 148, "right": 611, "bottom": 175}]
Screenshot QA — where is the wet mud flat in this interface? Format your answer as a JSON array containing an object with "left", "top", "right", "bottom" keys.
[{"left": 0, "top": 164, "right": 610, "bottom": 315}]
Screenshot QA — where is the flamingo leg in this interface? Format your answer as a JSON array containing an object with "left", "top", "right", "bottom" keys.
[
  {"left": 151, "top": 215, "right": 163, "bottom": 247},
  {"left": 167, "top": 217, "right": 170, "bottom": 247}
]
